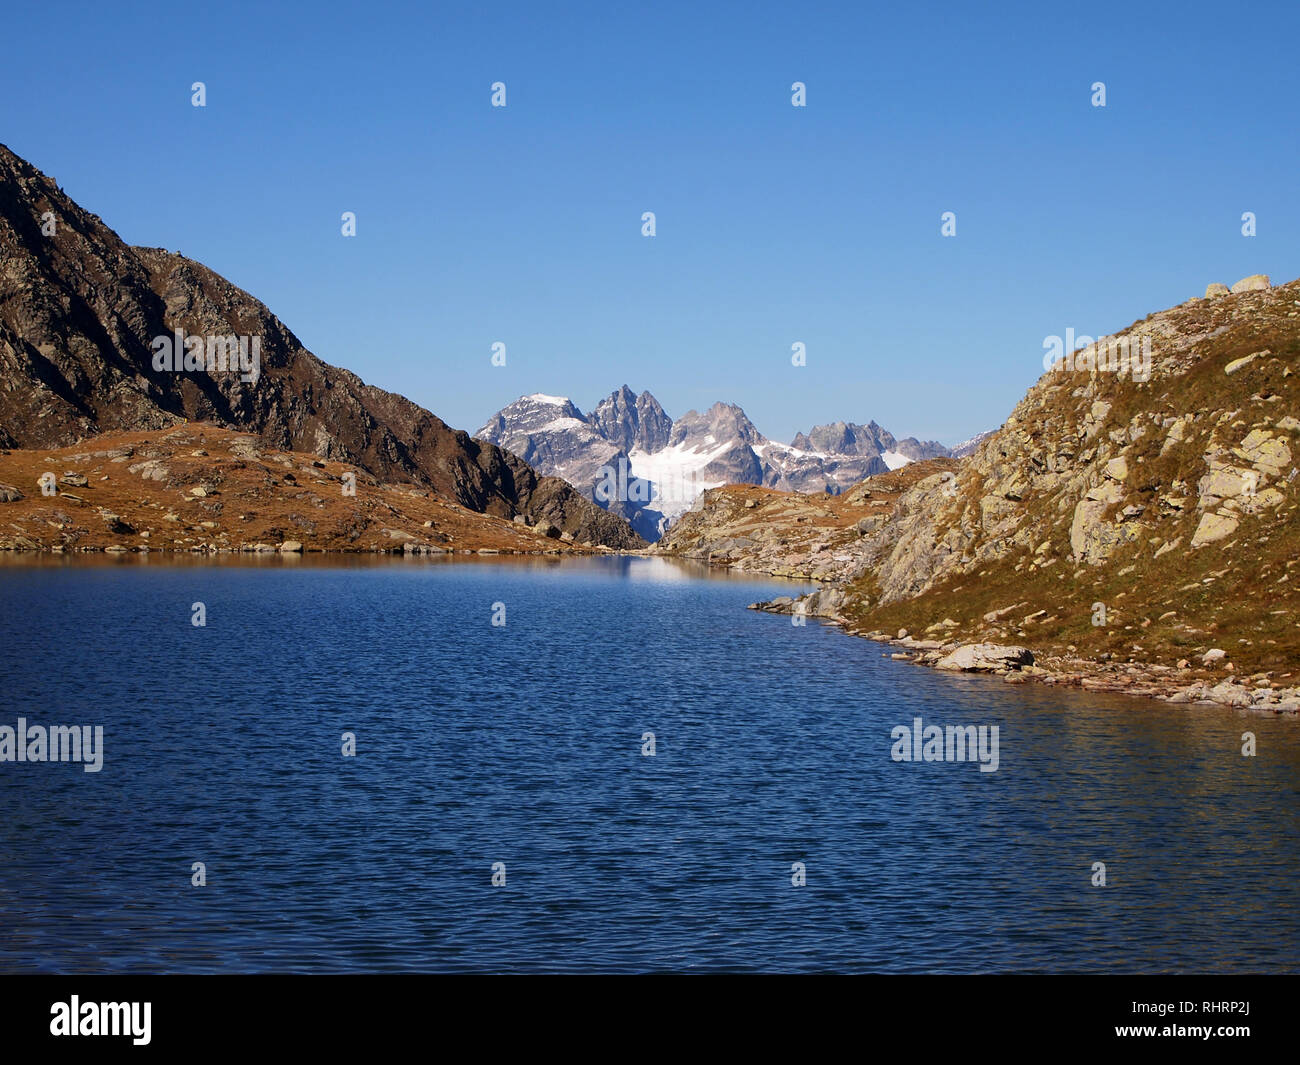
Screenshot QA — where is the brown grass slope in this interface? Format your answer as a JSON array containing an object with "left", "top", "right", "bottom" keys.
[{"left": 0, "top": 425, "right": 605, "bottom": 555}]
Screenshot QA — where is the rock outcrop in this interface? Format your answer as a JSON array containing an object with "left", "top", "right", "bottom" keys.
[
  {"left": 934, "top": 644, "right": 1034, "bottom": 672},
  {"left": 1231, "top": 274, "right": 1270, "bottom": 293},
  {"left": 659, "top": 274, "right": 1300, "bottom": 705}
]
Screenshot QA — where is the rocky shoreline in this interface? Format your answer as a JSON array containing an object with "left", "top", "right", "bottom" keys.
[
  {"left": 0, "top": 543, "right": 604, "bottom": 557},
  {"left": 751, "top": 596, "right": 1300, "bottom": 715}
]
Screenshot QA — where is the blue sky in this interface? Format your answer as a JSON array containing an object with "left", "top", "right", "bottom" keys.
[{"left": 3, "top": 0, "right": 1297, "bottom": 445}]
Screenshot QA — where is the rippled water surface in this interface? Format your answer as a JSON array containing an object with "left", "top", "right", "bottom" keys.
[{"left": 0, "top": 555, "right": 1297, "bottom": 972}]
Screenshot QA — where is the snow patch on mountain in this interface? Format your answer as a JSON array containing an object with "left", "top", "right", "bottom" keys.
[{"left": 476, "top": 388, "right": 967, "bottom": 541}]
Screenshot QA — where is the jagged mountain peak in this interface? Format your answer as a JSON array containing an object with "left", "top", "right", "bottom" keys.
[
  {"left": 587, "top": 385, "right": 672, "bottom": 454},
  {"left": 525, "top": 391, "right": 578, "bottom": 407},
  {"left": 477, "top": 387, "right": 956, "bottom": 540},
  {"left": 483, "top": 393, "right": 587, "bottom": 429},
  {"left": 670, "top": 401, "right": 765, "bottom": 450}
]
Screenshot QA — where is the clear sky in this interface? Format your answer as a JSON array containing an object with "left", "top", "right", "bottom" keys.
[{"left": 3, "top": 0, "right": 1297, "bottom": 446}]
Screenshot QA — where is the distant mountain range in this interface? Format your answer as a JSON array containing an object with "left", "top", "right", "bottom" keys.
[{"left": 476, "top": 386, "right": 962, "bottom": 540}]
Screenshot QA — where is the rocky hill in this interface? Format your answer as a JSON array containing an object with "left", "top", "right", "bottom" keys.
[
  {"left": 0, "top": 143, "right": 642, "bottom": 549},
  {"left": 0, "top": 425, "right": 609, "bottom": 555},
  {"left": 646, "top": 460, "right": 958, "bottom": 583},
  {"left": 477, "top": 386, "right": 955, "bottom": 540},
  {"left": 657, "top": 276, "right": 1300, "bottom": 711}
]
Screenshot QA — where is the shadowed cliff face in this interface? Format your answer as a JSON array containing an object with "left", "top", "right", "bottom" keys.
[{"left": 0, "top": 143, "right": 643, "bottom": 549}]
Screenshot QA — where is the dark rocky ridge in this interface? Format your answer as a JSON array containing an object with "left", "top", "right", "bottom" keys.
[{"left": 0, "top": 143, "right": 642, "bottom": 548}]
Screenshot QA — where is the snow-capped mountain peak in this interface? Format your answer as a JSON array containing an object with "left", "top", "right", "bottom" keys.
[{"left": 477, "top": 388, "right": 963, "bottom": 541}]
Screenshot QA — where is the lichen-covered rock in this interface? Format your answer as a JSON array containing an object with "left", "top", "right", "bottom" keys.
[
  {"left": 1191, "top": 511, "right": 1239, "bottom": 547},
  {"left": 1236, "top": 430, "right": 1290, "bottom": 475},
  {"left": 1198, "top": 459, "right": 1256, "bottom": 504}
]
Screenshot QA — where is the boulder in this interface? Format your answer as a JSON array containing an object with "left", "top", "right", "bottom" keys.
[
  {"left": 1230, "top": 274, "right": 1270, "bottom": 293},
  {"left": 0, "top": 483, "right": 24, "bottom": 503},
  {"left": 1161, "top": 415, "right": 1191, "bottom": 454},
  {"left": 1190, "top": 511, "right": 1238, "bottom": 548},
  {"left": 1070, "top": 493, "right": 1139, "bottom": 563},
  {"left": 1198, "top": 461, "right": 1255, "bottom": 502},
  {"left": 1207, "top": 681, "right": 1252, "bottom": 707},
  {"left": 1204, "top": 283, "right": 1230, "bottom": 298},
  {"left": 802, "top": 587, "right": 847, "bottom": 617},
  {"left": 128, "top": 460, "right": 169, "bottom": 481},
  {"left": 1237, "top": 430, "right": 1290, "bottom": 475},
  {"left": 278, "top": 540, "right": 304, "bottom": 553},
  {"left": 856, "top": 515, "right": 886, "bottom": 535},
  {"left": 935, "top": 643, "right": 1034, "bottom": 672},
  {"left": 1085, "top": 480, "right": 1123, "bottom": 504}
]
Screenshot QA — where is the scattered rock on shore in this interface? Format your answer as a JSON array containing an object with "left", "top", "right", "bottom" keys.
[{"left": 934, "top": 644, "right": 1035, "bottom": 673}]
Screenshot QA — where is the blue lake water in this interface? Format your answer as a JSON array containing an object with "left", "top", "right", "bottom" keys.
[{"left": 0, "top": 555, "right": 1297, "bottom": 973}]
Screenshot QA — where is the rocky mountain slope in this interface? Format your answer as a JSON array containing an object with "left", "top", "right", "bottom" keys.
[
  {"left": 476, "top": 385, "right": 953, "bottom": 540},
  {"left": 0, "top": 425, "right": 607, "bottom": 555},
  {"left": 0, "top": 143, "right": 642, "bottom": 549},
  {"left": 657, "top": 275, "right": 1300, "bottom": 711},
  {"left": 647, "top": 460, "right": 957, "bottom": 579}
]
